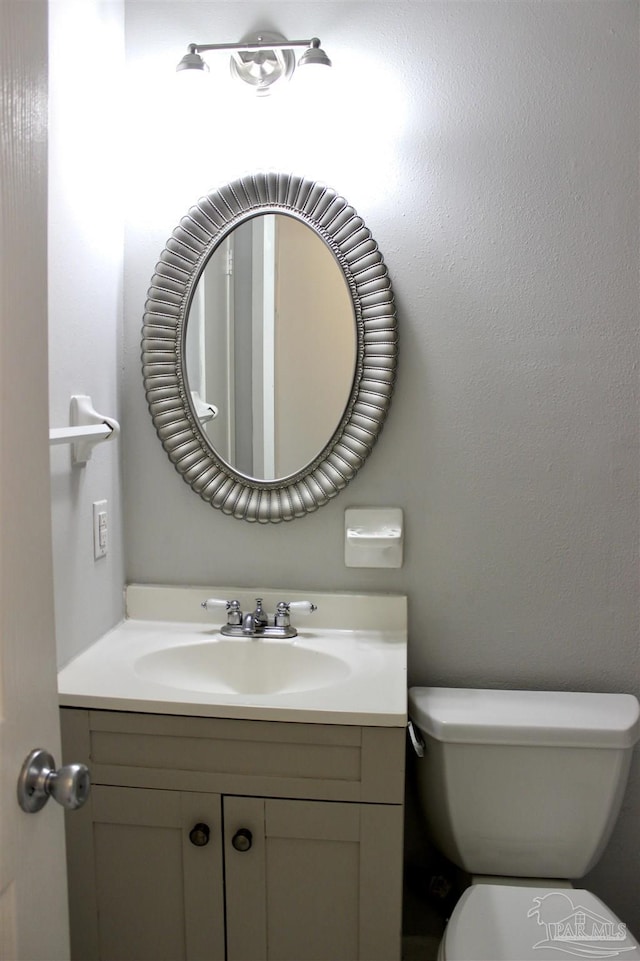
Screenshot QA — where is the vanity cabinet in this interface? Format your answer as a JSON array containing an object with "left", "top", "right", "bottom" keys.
[
  {"left": 60, "top": 708, "right": 405, "bottom": 961},
  {"left": 68, "top": 784, "right": 225, "bottom": 961}
]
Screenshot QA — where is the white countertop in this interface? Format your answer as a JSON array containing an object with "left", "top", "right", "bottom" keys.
[{"left": 58, "top": 586, "right": 408, "bottom": 727}]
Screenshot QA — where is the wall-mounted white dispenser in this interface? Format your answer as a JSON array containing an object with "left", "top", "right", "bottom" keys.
[{"left": 344, "top": 508, "right": 403, "bottom": 568}]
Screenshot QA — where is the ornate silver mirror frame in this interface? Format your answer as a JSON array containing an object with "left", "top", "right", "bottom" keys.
[{"left": 142, "top": 172, "right": 397, "bottom": 523}]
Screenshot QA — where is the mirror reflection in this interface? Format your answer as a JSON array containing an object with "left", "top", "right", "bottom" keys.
[{"left": 185, "top": 213, "right": 357, "bottom": 481}]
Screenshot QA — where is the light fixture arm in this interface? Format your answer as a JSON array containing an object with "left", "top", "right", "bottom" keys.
[
  {"left": 187, "top": 37, "right": 321, "bottom": 56},
  {"left": 176, "top": 33, "right": 331, "bottom": 94}
]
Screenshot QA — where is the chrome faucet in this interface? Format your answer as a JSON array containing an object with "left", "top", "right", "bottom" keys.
[
  {"left": 242, "top": 598, "right": 268, "bottom": 635},
  {"left": 201, "top": 596, "right": 317, "bottom": 638}
]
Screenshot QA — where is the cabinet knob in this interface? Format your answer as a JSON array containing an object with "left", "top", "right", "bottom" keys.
[
  {"left": 231, "top": 828, "right": 253, "bottom": 852},
  {"left": 189, "top": 822, "right": 210, "bottom": 847}
]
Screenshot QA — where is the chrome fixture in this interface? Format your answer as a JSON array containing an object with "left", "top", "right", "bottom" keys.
[
  {"left": 202, "top": 597, "right": 317, "bottom": 638},
  {"left": 17, "top": 748, "right": 90, "bottom": 813},
  {"left": 176, "top": 31, "right": 331, "bottom": 96},
  {"left": 242, "top": 597, "right": 269, "bottom": 636}
]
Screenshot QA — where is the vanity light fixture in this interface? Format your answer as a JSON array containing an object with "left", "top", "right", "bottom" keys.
[{"left": 176, "top": 31, "right": 331, "bottom": 96}]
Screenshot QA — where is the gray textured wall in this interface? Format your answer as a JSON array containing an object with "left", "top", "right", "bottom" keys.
[
  {"left": 49, "top": 0, "right": 126, "bottom": 667},
  {"left": 120, "top": 0, "right": 638, "bottom": 932}
]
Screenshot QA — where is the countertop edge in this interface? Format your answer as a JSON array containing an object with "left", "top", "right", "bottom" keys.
[{"left": 58, "top": 691, "right": 408, "bottom": 727}]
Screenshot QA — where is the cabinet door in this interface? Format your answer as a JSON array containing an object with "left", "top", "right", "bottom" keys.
[
  {"left": 224, "top": 796, "right": 403, "bottom": 961},
  {"left": 66, "top": 785, "right": 225, "bottom": 961}
]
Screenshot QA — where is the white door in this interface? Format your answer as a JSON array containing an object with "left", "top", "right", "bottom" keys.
[{"left": 0, "top": 2, "right": 70, "bottom": 958}]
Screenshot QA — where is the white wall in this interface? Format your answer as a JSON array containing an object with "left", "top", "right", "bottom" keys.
[
  {"left": 49, "top": 0, "right": 126, "bottom": 668},
  {"left": 121, "top": 0, "right": 639, "bottom": 931}
]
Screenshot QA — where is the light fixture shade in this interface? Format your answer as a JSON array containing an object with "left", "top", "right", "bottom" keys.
[
  {"left": 298, "top": 39, "right": 332, "bottom": 69},
  {"left": 176, "top": 51, "right": 209, "bottom": 73},
  {"left": 229, "top": 32, "right": 295, "bottom": 95}
]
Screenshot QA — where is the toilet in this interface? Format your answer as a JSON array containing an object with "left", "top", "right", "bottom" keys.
[{"left": 408, "top": 687, "right": 640, "bottom": 960}]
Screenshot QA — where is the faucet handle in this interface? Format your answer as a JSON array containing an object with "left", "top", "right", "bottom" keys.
[
  {"left": 286, "top": 601, "right": 318, "bottom": 614},
  {"left": 274, "top": 600, "right": 317, "bottom": 620},
  {"left": 201, "top": 598, "right": 243, "bottom": 626},
  {"left": 202, "top": 597, "right": 233, "bottom": 611},
  {"left": 274, "top": 600, "right": 317, "bottom": 631}
]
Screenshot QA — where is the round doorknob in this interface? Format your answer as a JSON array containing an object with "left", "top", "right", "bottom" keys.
[
  {"left": 231, "top": 828, "right": 253, "bottom": 852},
  {"left": 51, "top": 762, "right": 90, "bottom": 810},
  {"left": 17, "top": 749, "right": 90, "bottom": 813},
  {"left": 189, "top": 822, "right": 210, "bottom": 847}
]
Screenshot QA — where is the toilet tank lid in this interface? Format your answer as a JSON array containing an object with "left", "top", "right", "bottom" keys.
[{"left": 408, "top": 687, "right": 640, "bottom": 748}]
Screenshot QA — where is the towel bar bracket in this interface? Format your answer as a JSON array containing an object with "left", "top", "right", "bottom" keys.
[{"left": 49, "top": 395, "right": 120, "bottom": 465}]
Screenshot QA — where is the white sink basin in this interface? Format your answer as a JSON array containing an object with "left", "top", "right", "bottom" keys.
[
  {"left": 57, "top": 586, "right": 408, "bottom": 725},
  {"left": 134, "top": 639, "right": 351, "bottom": 695}
]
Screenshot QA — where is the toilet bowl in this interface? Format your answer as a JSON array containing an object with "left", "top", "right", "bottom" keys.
[
  {"left": 408, "top": 687, "right": 640, "bottom": 961},
  {"left": 437, "top": 883, "right": 638, "bottom": 961}
]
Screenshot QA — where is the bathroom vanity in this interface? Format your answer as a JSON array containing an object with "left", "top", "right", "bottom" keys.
[{"left": 58, "top": 586, "right": 407, "bottom": 961}]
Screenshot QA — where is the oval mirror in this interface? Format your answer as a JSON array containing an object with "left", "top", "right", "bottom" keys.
[
  {"left": 185, "top": 212, "right": 357, "bottom": 481},
  {"left": 142, "top": 172, "right": 397, "bottom": 523}
]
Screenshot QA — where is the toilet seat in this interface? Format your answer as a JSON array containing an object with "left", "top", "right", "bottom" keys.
[{"left": 440, "top": 883, "right": 639, "bottom": 961}]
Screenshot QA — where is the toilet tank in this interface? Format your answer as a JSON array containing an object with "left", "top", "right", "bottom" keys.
[{"left": 409, "top": 687, "right": 640, "bottom": 879}]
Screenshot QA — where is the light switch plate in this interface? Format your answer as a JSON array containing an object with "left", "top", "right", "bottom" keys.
[{"left": 92, "top": 500, "right": 108, "bottom": 559}]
